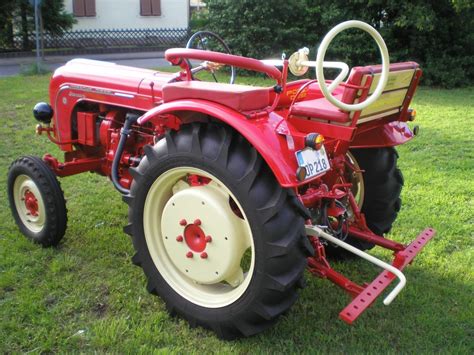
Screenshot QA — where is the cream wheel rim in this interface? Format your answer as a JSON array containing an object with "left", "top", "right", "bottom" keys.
[
  {"left": 13, "top": 174, "right": 46, "bottom": 233},
  {"left": 143, "top": 167, "right": 255, "bottom": 308},
  {"left": 346, "top": 152, "right": 365, "bottom": 208}
]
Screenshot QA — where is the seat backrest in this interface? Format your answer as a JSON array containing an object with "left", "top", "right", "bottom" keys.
[{"left": 341, "top": 62, "right": 420, "bottom": 123}]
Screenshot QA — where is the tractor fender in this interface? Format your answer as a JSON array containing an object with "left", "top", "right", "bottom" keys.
[
  {"left": 138, "top": 99, "right": 302, "bottom": 187},
  {"left": 350, "top": 121, "right": 414, "bottom": 148}
]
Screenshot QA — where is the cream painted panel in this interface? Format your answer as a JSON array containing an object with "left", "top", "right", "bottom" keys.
[
  {"left": 359, "top": 89, "right": 407, "bottom": 118},
  {"left": 364, "top": 69, "right": 415, "bottom": 94}
]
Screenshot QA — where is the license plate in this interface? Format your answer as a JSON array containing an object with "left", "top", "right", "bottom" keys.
[{"left": 295, "top": 146, "right": 330, "bottom": 179}]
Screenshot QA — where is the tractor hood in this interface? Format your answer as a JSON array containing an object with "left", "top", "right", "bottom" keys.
[{"left": 50, "top": 59, "right": 176, "bottom": 102}]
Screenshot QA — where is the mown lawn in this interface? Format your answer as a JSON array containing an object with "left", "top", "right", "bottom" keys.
[{"left": 0, "top": 73, "right": 472, "bottom": 353}]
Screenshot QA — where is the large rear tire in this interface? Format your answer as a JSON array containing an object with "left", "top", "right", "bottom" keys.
[
  {"left": 349, "top": 147, "right": 404, "bottom": 250},
  {"left": 124, "top": 123, "right": 313, "bottom": 339}
]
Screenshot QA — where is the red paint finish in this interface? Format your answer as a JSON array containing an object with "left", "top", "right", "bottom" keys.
[
  {"left": 139, "top": 100, "right": 306, "bottom": 187},
  {"left": 348, "top": 226, "right": 405, "bottom": 251},
  {"left": 165, "top": 48, "right": 282, "bottom": 81},
  {"left": 24, "top": 190, "right": 39, "bottom": 216},
  {"left": 77, "top": 112, "right": 98, "bottom": 146},
  {"left": 339, "top": 228, "right": 436, "bottom": 324},
  {"left": 162, "top": 81, "right": 271, "bottom": 112},
  {"left": 184, "top": 224, "right": 207, "bottom": 253},
  {"left": 350, "top": 121, "right": 414, "bottom": 148}
]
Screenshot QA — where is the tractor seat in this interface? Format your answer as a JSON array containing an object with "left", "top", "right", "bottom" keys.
[
  {"left": 162, "top": 81, "right": 270, "bottom": 112},
  {"left": 290, "top": 94, "right": 349, "bottom": 123},
  {"left": 290, "top": 62, "right": 420, "bottom": 124}
]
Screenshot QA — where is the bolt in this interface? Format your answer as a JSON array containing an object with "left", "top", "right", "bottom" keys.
[
  {"left": 193, "top": 219, "right": 201, "bottom": 226},
  {"left": 200, "top": 252, "right": 208, "bottom": 259},
  {"left": 176, "top": 235, "right": 183, "bottom": 242},
  {"left": 205, "top": 235, "right": 212, "bottom": 243},
  {"left": 186, "top": 251, "right": 193, "bottom": 258},
  {"left": 179, "top": 219, "right": 187, "bottom": 226}
]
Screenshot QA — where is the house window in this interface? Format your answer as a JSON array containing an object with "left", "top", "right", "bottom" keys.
[
  {"left": 140, "top": 0, "right": 161, "bottom": 16},
  {"left": 73, "top": 0, "right": 96, "bottom": 17}
]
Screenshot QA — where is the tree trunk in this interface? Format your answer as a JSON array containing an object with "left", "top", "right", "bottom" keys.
[
  {"left": 20, "top": 1, "right": 29, "bottom": 50},
  {"left": 7, "top": 18, "right": 14, "bottom": 48}
]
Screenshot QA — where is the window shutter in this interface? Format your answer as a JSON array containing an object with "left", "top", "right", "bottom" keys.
[
  {"left": 73, "top": 0, "right": 85, "bottom": 17},
  {"left": 151, "top": 0, "right": 161, "bottom": 16},
  {"left": 140, "top": 0, "right": 152, "bottom": 16},
  {"left": 84, "top": 0, "right": 96, "bottom": 17}
]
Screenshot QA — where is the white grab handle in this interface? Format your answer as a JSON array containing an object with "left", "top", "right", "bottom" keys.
[{"left": 305, "top": 225, "right": 406, "bottom": 305}]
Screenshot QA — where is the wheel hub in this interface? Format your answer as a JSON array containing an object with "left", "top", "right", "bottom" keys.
[
  {"left": 24, "top": 190, "right": 39, "bottom": 217},
  {"left": 184, "top": 223, "right": 207, "bottom": 252},
  {"left": 161, "top": 182, "right": 248, "bottom": 285}
]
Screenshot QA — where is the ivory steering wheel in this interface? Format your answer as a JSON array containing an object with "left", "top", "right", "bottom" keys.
[{"left": 315, "top": 20, "right": 390, "bottom": 112}]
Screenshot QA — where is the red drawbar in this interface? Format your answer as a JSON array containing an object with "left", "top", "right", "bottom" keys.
[
  {"left": 162, "top": 81, "right": 270, "bottom": 112},
  {"left": 339, "top": 228, "right": 436, "bottom": 324}
]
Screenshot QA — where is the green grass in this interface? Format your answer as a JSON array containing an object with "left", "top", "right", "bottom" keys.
[{"left": 0, "top": 73, "right": 473, "bottom": 353}]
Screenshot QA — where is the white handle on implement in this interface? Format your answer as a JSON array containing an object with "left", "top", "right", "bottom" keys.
[
  {"left": 316, "top": 20, "right": 390, "bottom": 112},
  {"left": 305, "top": 225, "right": 406, "bottom": 305}
]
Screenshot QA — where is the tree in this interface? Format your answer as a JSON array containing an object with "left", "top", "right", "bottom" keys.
[
  {"left": 202, "top": 0, "right": 473, "bottom": 87},
  {"left": 0, "top": 0, "right": 75, "bottom": 51}
]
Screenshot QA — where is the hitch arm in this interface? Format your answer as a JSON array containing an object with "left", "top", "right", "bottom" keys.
[
  {"left": 305, "top": 225, "right": 436, "bottom": 324},
  {"left": 306, "top": 225, "right": 406, "bottom": 305}
]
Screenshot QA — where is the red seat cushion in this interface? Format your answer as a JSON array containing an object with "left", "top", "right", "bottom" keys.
[
  {"left": 162, "top": 81, "right": 270, "bottom": 112},
  {"left": 291, "top": 94, "right": 349, "bottom": 122}
]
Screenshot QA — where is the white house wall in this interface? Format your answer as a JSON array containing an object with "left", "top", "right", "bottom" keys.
[{"left": 63, "top": 0, "right": 189, "bottom": 30}]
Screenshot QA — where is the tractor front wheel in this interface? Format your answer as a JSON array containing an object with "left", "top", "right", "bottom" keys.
[
  {"left": 7, "top": 156, "right": 67, "bottom": 247},
  {"left": 124, "top": 123, "right": 312, "bottom": 339}
]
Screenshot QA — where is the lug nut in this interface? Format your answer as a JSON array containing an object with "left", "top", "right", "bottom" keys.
[
  {"left": 179, "top": 219, "right": 187, "bottom": 226},
  {"left": 200, "top": 252, "right": 208, "bottom": 259},
  {"left": 205, "top": 236, "right": 212, "bottom": 243},
  {"left": 176, "top": 235, "right": 183, "bottom": 242},
  {"left": 186, "top": 251, "right": 193, "bottom": 258},
  {"left": 193, "top": 219, "right": 201, "bottom": 226}
]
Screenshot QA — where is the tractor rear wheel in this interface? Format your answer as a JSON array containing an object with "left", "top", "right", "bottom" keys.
[
  {"left": 7, "top": 156, "right": 67, "bottom": 247},
  {"left": 124, "top": 123, "right": 312, "bottom": 339},
  {"left": 349, "top": 147, "right": 404, "bottom": 250}
]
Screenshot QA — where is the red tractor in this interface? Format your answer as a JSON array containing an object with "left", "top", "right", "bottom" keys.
[{"left": 7, "top": 21, "right": 435, "bottom": 339}]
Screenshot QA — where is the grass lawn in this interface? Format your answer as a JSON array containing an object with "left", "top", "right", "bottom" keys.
[{"left": 0, "top": 72, "right": 472, "bottom": 353}]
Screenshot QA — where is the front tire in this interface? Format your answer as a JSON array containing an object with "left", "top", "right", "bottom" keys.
[
  {"left": 124, "top": 123, "right": 312, "bottom": 339},
  {"left": 7, "top": 156, "right": 68, "bottom": 247}
]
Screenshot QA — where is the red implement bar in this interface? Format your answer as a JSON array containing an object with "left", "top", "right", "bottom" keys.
[{"left": 339, "top": 228, "right": 436, "bottom": 324}]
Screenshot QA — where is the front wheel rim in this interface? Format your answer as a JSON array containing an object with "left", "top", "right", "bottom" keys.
[
  {"left": 143, "top": 167, "right": 255, "bottom": 308},
  {"left": 13, "top": 174, "right": 46, "bottom": 233}
]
